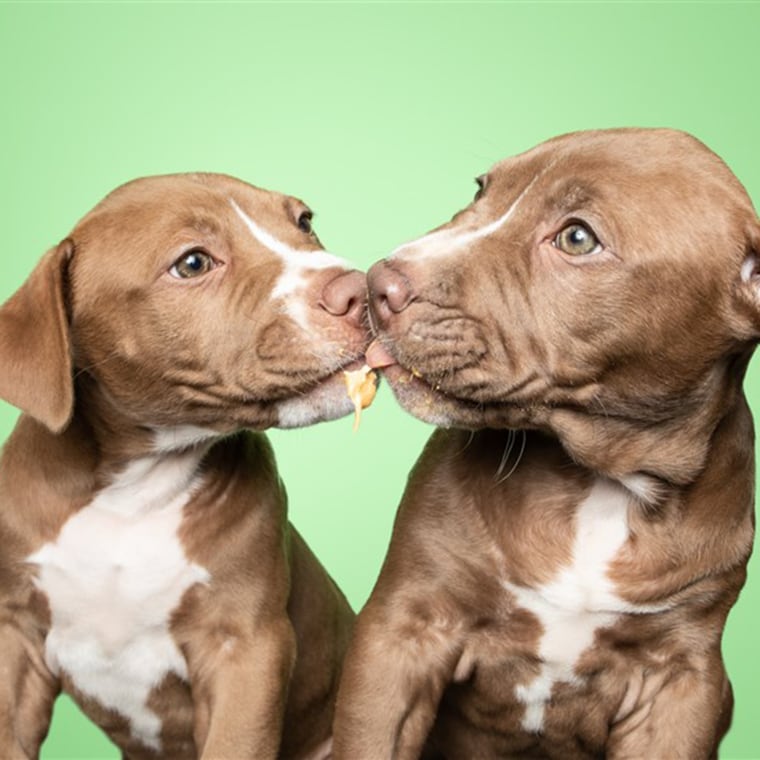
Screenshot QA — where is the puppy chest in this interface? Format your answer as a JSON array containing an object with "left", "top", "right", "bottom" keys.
[
  {"left": 490, "top": 478, "right": 665, "bottom": 734},
  {"left": 27, "top": 501, "right": 209, "bottom": 750}
]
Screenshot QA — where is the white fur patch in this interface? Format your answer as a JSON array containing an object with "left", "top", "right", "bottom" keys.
[
  {"left": 152, "top": 424, "right": 219, "bottom": 453},
  {"left": 506, "top": 478, "right": 667, "bottom": 732},
  {"left": 275, "top": 381, "right": 354, "bottom": 429},
  {"left": 741, "top": 254, "right": 758, "bottom": 283},
  {"left": 619, "top": 472, "right": 663, "bottom": 505},
  {"left": 393, "top": 166, "right": 547, "bottom": 262},
  {"left": 303, "top": 737, "right": 334, "bottom": 760},
  {"left": 26, "top": 447, "right": 210, "bottom": 751},
  {"left": 230, "top": 198, "right": 349, "bottom": 330}
]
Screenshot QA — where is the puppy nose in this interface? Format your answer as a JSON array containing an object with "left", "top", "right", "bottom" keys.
[
  {"left": 368, "top": 260, "right": 415, "bottom": 324},
  {"left": 319, "top": 269, "right": 366, "bottom": 328}
]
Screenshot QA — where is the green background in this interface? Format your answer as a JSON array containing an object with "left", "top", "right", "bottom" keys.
[{"left": 1, "top": 1, "right": 759, "bottom": 757}]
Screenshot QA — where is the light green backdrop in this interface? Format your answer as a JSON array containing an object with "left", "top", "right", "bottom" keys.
[{"left": 1, "top": 1, "right": 758, "bottom": 758}]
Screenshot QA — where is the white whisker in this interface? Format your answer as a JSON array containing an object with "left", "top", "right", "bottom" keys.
[{"left": 495, "top": 429, "right": 527, "bottom": 484}]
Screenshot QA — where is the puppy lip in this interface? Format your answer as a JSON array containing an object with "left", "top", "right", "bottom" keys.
[
  {"left": 313, "top": 355, "right": 375, "bottom": 390},
  {"left": 380, "top": 363, "right": 483, "bottom": 427},
  {"left": 381, "top": 363, "right": 451, "bottom": 401},
  {"left": 338, "top": 357, "right": 369, "bottom": 373},
  {"left": 259, "top": 356, "right": 367, "bottom": 404},
  {"left": 381, "top": 365, "right": 539, "bottom": 430},
  {"left": 367, "top": 339, "right": 488, "bottom": 409}
]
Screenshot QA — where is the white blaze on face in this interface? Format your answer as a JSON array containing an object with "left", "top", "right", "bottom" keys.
[
  {"left": 391, "top": 163, "right": 550, "bottom": 262},
  {"left": 505, "top": 478, "right": 668, "bottom": 733},
  {"left": 230, "top": 198, "right": 350, "bottom": 330}
]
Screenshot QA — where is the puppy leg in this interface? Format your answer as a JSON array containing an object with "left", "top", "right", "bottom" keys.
[
  {"left": 0, "top": 626, "right": 58, "bottom": 759},
  {"left": 189, "top": 619, "right": 297, "bottom": 760},
  {"left": 334, "top": 602, "right": 462, "bottom": 760},
  {"left": 607, "top": 655, "right": 731, "bottom": 760}
]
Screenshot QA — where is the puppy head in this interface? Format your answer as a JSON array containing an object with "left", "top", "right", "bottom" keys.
[
  {"left": 0, "top": 174, "right": 369, "bottom": 435},
  {"left": 368, "top": 129, "right": 760, "bottom": 480}
]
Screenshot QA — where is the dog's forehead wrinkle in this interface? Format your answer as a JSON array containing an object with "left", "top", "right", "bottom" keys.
[
  {"left": 545, "top": 181, "right": 599, "bottom": 216},
  {"left": 181, "top": 214, "right": 223, "bottom": 237}
]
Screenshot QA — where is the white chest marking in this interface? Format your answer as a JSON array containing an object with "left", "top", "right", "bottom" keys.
[
  {"left": 505, "top": 478, "right": 665, "bottom": 733},
  {"left": 230, "top": 198, "right": 349, "bottom": 330},
  {"left": 27, "top": 447, "right": 210, "bottom": 751}
]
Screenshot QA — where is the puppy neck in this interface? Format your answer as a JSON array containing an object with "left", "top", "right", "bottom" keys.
[{"left": 69, "top": 373, "right": 220, "bottom": 471}]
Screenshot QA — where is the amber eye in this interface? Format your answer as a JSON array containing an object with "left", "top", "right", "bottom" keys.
[
  {"left": 553, "top": 222, "right": 602, "bottom": 256},
  {"left": 298, "top": 211, "right": 313, "bottom": 233},
  {"left": 169, "top": 249, "right": 215, "bottom": 279}
]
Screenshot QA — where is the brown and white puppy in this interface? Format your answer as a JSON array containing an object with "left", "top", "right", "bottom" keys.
[
  {"left": 0, "top": 173, "right": 367, "bottom": 759},
  {"left": 334, "top": 129, "right": 759, "bottom": 759}
]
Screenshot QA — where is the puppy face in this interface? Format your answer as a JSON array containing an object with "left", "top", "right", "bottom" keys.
[
  {"left": 368, "top": 129, "right": 760, "bottom": 441},
  {"left": 62, "top": 173, "right": 368, "bottom": 432}
]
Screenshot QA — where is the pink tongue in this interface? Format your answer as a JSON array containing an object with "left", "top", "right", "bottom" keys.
[{"left": 366, "top": 340, "right": 397, "bottom": 369}]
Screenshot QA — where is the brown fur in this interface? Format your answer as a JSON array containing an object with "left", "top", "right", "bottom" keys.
[
  {"left": 0, "top": 174, "right": 362, "bottom": 759},
  {"left": 335, "top": 129, "right": 759, "bottom": 759}
]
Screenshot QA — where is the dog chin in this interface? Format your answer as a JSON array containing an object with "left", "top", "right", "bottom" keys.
[
  {"left": 274, "top": 370, "right": 356, "bottom": 429},
  {"left": 380, "top": 365, "right": 481, "bottom": 428},
  {"left": 382, "top": 365, "right": 538, "bottom": 431}
]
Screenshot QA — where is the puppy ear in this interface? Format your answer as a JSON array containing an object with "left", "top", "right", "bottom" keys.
[
  {"left": 0, "top": 240, "right": 75, "bottom": 432},
  {"left": 734, "top": 222, "right": 760, "bottom": 340}
]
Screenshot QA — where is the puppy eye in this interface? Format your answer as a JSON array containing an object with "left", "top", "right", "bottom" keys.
[
  {"left": 553, "top": 222, "right": 602, "bottom": 256},
  {"left": 297, "top": 211, "right": 313, "bottom": 234},
  {"left": 169, "top": 249, "right": 216, "bottom": 279},
  {"left": 474, "top": 175, "right": 486, "bottom": 201}
]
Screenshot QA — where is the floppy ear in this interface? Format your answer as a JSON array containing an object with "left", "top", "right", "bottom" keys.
[
  {"left": 734, "top": 222, "right": 760, "bottom": 340},
  {"left": 0, "top": 239, "right": 75, "bottom": 432}
]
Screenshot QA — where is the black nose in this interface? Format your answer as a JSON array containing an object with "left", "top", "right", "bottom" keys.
[
  {"left": 319, "top": 269, "right": 367, "bottom": 328},
  {"left": 367, "top": 260, "right": 415, "bottom": 326}
]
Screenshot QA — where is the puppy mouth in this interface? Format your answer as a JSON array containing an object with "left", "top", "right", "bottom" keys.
[
  {"left": 365, "top": 339, "right": 488, "bottom": 427},
  {"left": 288, "top": 355, "right": 371, "bottom": 403},
  {"left": 280, "top": 349, "right": 369, "bottom": 394},
  {"left": 366, "top": 338, "right": 462, "bottom": 395},
  {"left": 366, "top": 339, "right": 546, "bottom": 430},
  {"left": 272, "top": 353, "right": 378, "bottom": 430}
]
